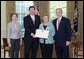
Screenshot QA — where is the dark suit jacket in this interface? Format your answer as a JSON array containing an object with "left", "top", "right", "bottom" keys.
[
  {"left": 53, "top": 17, "right": 71, "bottom": 46},
  {"left": 24, "top": 14, "right": 41, "bottom": 41}
]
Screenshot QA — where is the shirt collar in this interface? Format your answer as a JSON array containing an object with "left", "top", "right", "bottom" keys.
[
  {"left": 57, "top": 16, "right": 62, "bottom": 21},
  {"left": 30, "top": 14, "right": 35, "bottom": 17}
]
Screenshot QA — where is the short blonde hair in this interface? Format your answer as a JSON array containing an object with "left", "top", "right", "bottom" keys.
[
  {"left": 56, "top": 8, "right": 63, "bottom": 13},
  {"left": 42, "top": 14, "right": 49, "bottom": 22}
]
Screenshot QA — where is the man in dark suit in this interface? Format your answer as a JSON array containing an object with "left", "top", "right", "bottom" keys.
[
  {"left": 24, "top": 6, "right": 41, "bottom": 58},
  {"left": 53, "top": 8, "right": 71, "bottom": 58}
]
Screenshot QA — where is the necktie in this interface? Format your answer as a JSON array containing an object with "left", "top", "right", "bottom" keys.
[
  {"left": 57, "top": 19, "right": 60, "bottom": 30},
  {"left": 32, "top": 17, "right": 35, "bottom": 24}
]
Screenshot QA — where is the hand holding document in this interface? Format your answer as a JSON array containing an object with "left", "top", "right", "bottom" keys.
[
  {"left": 35, "top": 29, "right": 49, "bottom": 39},
  {"left": 31, "top": 33, "right": 36, "bottom": 38}
]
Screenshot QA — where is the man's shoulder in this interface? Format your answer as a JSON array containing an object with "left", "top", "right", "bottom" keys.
[
  {"left": 24, "top": 14, "right": 30, "bottom": 18},
  {"left": 62, "top": 17, "right": 71, "bottom": 25},
  {"left": 62, "top": 17, "right": 70, "bottom": 21},
  {"left": 53, "top": 18, "right": 57, "bottom": 22}
]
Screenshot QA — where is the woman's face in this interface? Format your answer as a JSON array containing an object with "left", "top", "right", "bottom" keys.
[
  {"left": 43, "top": 16, "right": 49, "bottom": 23},
  {"left": 12, "top": 15, "right": 17, "bottom": 22}
]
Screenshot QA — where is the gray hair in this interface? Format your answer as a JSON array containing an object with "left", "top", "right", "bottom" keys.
[{"left": 56, "top": 8, "right": 63, "bottom": 13}]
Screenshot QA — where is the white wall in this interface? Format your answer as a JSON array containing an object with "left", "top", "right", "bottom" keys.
[{"left": 1, "top": 1, "right": 7, "bottom": 46}]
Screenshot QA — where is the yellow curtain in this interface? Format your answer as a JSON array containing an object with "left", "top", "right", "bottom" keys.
[
  {"left": 77, "top": 1, "right": 83, "bottom": 40},
  {"left": 6, "top": 1, "right": 15, "bottom": 23},
  {"left": 67, "top": 1, "right": 83, "bottom": 40},
  {"left": 34, "top": 1, "right": 49, "bottom": 21},
  {"left": 67, "top": 1, "right": 75, "bottom": 25}
]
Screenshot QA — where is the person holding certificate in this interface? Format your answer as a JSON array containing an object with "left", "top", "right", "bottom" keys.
[
  {"left": 39, "top": 15, "right": 55, "bottom": 58},
  {"left": 53, "top": 8, "right": 71, "bottom": 58},
  {"left": 24, "top": 6, "right": 41, "bottom": 58}
]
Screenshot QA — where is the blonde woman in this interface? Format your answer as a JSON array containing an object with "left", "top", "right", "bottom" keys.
[{"left": 39, "top": 15, "right": 55, "bottom": 58}]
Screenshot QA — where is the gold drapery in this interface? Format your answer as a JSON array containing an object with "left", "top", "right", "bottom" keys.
[{"left": 6, "top": 1, "right": 15, "bottom": 23}]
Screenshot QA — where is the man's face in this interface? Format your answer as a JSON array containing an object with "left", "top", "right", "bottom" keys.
[
  {"left": 56, "top": 9, "right": 62, "bottom": 18},
  {"left": 29, "top": 8, "right": 35, "bottom": 15}
]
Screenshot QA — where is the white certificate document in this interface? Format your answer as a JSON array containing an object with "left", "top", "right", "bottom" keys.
[{"left": 35, "top": 29, "right": 49, "bottom": 39}]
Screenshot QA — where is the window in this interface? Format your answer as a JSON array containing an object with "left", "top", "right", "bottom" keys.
[
  {"left": 15, "top": 1, "right": 33, "bottom": 37},
  {"left": 50, "top": 1, "right": 67, "bottom": 21}
]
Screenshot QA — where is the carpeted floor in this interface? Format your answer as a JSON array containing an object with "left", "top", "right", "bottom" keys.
[{"left": 1, "top": 48, "right": 83, "bottom": 58}]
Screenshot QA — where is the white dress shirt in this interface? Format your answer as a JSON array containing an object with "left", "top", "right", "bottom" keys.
[{"left": 30, "top": 14, "right": 35, "bottom": 22}]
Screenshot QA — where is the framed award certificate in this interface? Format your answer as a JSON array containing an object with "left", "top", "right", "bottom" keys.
[{"left": 35, "top": 29, "right": 49, "bottom": 39}]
